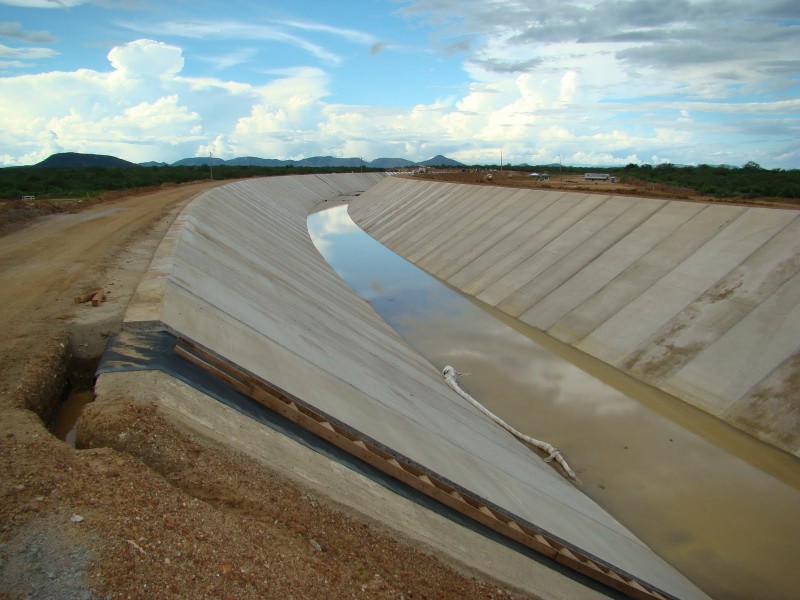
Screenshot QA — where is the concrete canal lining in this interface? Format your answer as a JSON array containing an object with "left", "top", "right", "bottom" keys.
[
  {"left": 349, "top": 177, "right": 800, "bottom": 457},
  {"left": 107, "top": 174, "right": 709, "bottom": 599}
]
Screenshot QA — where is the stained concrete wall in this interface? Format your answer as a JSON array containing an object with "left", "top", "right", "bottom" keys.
[
  {"left": 348, "top": 177, "right": 800, "bottom": 456},
  {"left": 121, "top": 174, "right": 707, "bottom": 600}
]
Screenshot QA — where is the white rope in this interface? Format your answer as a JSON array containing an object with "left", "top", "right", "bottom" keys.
[{"left": 442, "top": 366, "right": 580, "bottom": 483}]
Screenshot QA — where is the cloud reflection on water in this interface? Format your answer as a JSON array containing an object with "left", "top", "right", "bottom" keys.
[{"left": 309, "top": 204, "right": 636, "bottom": 419}]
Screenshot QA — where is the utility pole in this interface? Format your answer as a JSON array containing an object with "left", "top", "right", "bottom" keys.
[
  {"left": 500, "top": 150, "right": 503, "bottom": 171},
  {"left": 209, "top": 152, "right": 214, "bottom": 180}
]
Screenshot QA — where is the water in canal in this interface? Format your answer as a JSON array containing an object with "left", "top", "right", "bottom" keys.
[{"left": 308, "top": 203, "right": 800, "bottom": 600}]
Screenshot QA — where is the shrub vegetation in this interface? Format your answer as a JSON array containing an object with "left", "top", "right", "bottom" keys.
[
  {"left": 617, "top": 162, "right": 800, "bottom": 199},
  {"left": 0, "top": 165, "right": 376, "bottom": 200},
  {"left": 2, "top": 161, "right": 798, "bottom": 201}
]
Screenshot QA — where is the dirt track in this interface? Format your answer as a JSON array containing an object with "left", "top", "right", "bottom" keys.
[
  {"left": 0, "top": 181, "right": 530, "bottom": 599},
  {"left": 0, "top": 183, "right": 218, "bottom": 394},
  {"left": 410, "top": 170, "right": 800, "bottom": 209}
]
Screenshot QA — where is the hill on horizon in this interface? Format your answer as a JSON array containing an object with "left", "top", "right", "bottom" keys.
[
  {"left": 419, "top": 154, "right": 465, "bottom": 167},
  {"left": 171, "top": 157, "right": 226, "bottom": 167},
  {"left": 22, "top": 152, "right": 467, "bottom": 170},
  {"left": 34, "top": 152, "right": 139, "bottom": 169},
  {"left": 369, "top": 157, "right": 417, "bottom": 168}
]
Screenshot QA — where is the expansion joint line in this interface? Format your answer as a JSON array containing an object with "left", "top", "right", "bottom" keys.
[
  {"left": 442, "top": 366, "right": 580, "bottom": 483},
  {"left": 173, "top": 337, "right": 673, "bottom": 600}
]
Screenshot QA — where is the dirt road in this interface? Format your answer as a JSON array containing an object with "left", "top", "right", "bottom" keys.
[
  {"left": 411, "top": 170, "right": 799, "bottom": 209},
  {"left": 0, "top": 183, "right": 225, "bottom": 392},
  {"left": 0, "top": 180, "right": 529, "bottom": 599}
]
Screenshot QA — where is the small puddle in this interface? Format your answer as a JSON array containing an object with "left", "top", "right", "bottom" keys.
[
  {"left": 308, "top": 203, "right": 800, "bottom": 600},
  {"left": 51, "top": 390, "right": 94, "bottom": 447},
  {"left": 49, "top": 354, "right": 99, "bottom": 447}
]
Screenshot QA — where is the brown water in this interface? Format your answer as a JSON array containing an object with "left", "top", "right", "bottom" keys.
[
  {"left": 52, "top": 391, "right": 94, "bottom": 446},
  {"left": 308, "top": 204, "right": 800, "bottom": 600}
]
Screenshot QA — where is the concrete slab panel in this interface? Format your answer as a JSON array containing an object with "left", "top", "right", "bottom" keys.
[
  {"left": 727, "top": 354, "right": 800, "bottom": 456},
  {"left": 464, "top": 194, "right": 608, "bottom": 299},
  {"left": 380, "top": 185, "right": 472, "bottom": 254},
  {"left": 663, "top": 269, "right": 800, "bottom": 416},
  {"left": 443, "top": 191, "right": 567, "bottom": 287},
  {"left": 405, "top": 186, "right": 493, "bottom": 262},
  {"left": 364, "top": 180, "right": 450, "bottom": 243},
  {"left": 479, "top": 196, "right": 633, "bottom": 308},
  {"left": 547, "top": 203, "right": 737, "bottom": 344},
  {"left": 523, "top": 201, "right": 703, "bottom": 331},
  {"left": 349, "top": 177, "right": 429, "bottom": 232},
  {"left": 439, "top": 191, "right": 567, "bottom": 281},
  {"left": 622, "top": 213, "right": 800, "bottom": 382},
  {"left": 509, "top": 198, "right": 664, "bottom": 319},
  {"left": 577, "top": 207, "right": 788, "bottom": 366},
  {"left": 417, "top": 188, "right": 532, "bottom": 276}
]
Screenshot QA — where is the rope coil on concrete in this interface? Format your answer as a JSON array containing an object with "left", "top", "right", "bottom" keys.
[{"left": 442, "top": 366, "right": 580, "bottom": 483}]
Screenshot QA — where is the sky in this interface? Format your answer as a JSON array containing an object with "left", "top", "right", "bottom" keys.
[{"left": 0, "top": 0, "right": 798, "bottom": 168}]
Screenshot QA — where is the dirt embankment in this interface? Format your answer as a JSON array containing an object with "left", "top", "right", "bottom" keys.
[
  {"left": 0, "top": 180, "right": 530, "bottom": 599},
  {"left": 0, "top": 183, "right": 186, "bottom": 238},
  {"left": 409, "top": 170, "right": 799, "bottom": 209}
]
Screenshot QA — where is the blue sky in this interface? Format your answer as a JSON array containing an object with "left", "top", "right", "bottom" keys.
[{"left": 0, "top": 0, "right": 798, "bottom": 168}]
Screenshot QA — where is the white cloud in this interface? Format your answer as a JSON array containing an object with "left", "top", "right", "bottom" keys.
[
  {"left": 0, "top": 21, "right": 56, "bottom": 42},
  {"left": 0, "top": 0, "right": 89, "bottom": 6},
  {"left": 118, "top": 19, "right": 344, "bottom": 66},
  {"left": 0, "top": 43, "right": 58, "bottom": 59},
  {"left": 221, "top": 67, "right": 330, "bottom": 159},
  {"left": 196, "top": 47, "right": 258, "bottom": 72},
  {"left": 0, "top": 39, "right": 206, "bottom": 164},
  {"left": 559, "top": 70, "right": 577, "bottom": 104},
  {"left": 107, "top": 39, "right": 183, "bottom": 78},
  {"left": 676, "top": 98, "right": 800, "bottom": 114},
  {"left": 281, "top": 20, "right": 377, "bottom": 46}
]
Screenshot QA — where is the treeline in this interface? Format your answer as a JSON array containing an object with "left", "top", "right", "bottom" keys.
[
  {"left": 493, "top": 162, "right": 799, "bottom": 199},
  {"left": 3, "top": 161, "right": 799, "bottom": 201},
  {"left": 0, "top": 164, "right": 376, "bottom": 200},
  {"left": 616, "top": 162, "right": 800, "bottom": 199}
]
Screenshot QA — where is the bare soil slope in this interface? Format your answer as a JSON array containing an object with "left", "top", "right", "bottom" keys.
[{"left": 411, "top": 170, "right": 799, "bottom": 209}]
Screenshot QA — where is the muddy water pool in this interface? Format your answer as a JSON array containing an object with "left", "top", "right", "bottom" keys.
[{"left": 308, "top": 204, "right": 800, "bottom": 600}]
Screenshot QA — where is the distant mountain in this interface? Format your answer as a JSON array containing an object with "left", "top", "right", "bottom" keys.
[
  {"left": 31, "top": 152, "right": 465, "bottom": 170},
  {"left": 171, "top": 157, "right": 226, "bottom": 166},
  {"left": 34, "top": 152, "right": 139, "bottom": 168},
  {"left": 369, "top": 157, "right": 417, "bottom": 168},
  {"left": 225, "top": 157, "right": 292, "bottom": 167},
  {"left": 220, "top": 156, "right": 368, "bottom": 168},
  {"left": 172, "top": 154, "right": 461, "bottom": 168},
  {"left": 296, "top": 156, "right": 363, "bottom": 168},
  {"left": 419, "top": 154, "right": 465, "bottom": 167},
  {"left": 227, "top": 155, "right": 427, "bottom": 168},
  {"left": 170, "top": 155, "right": 365, "bottom": 168}
]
